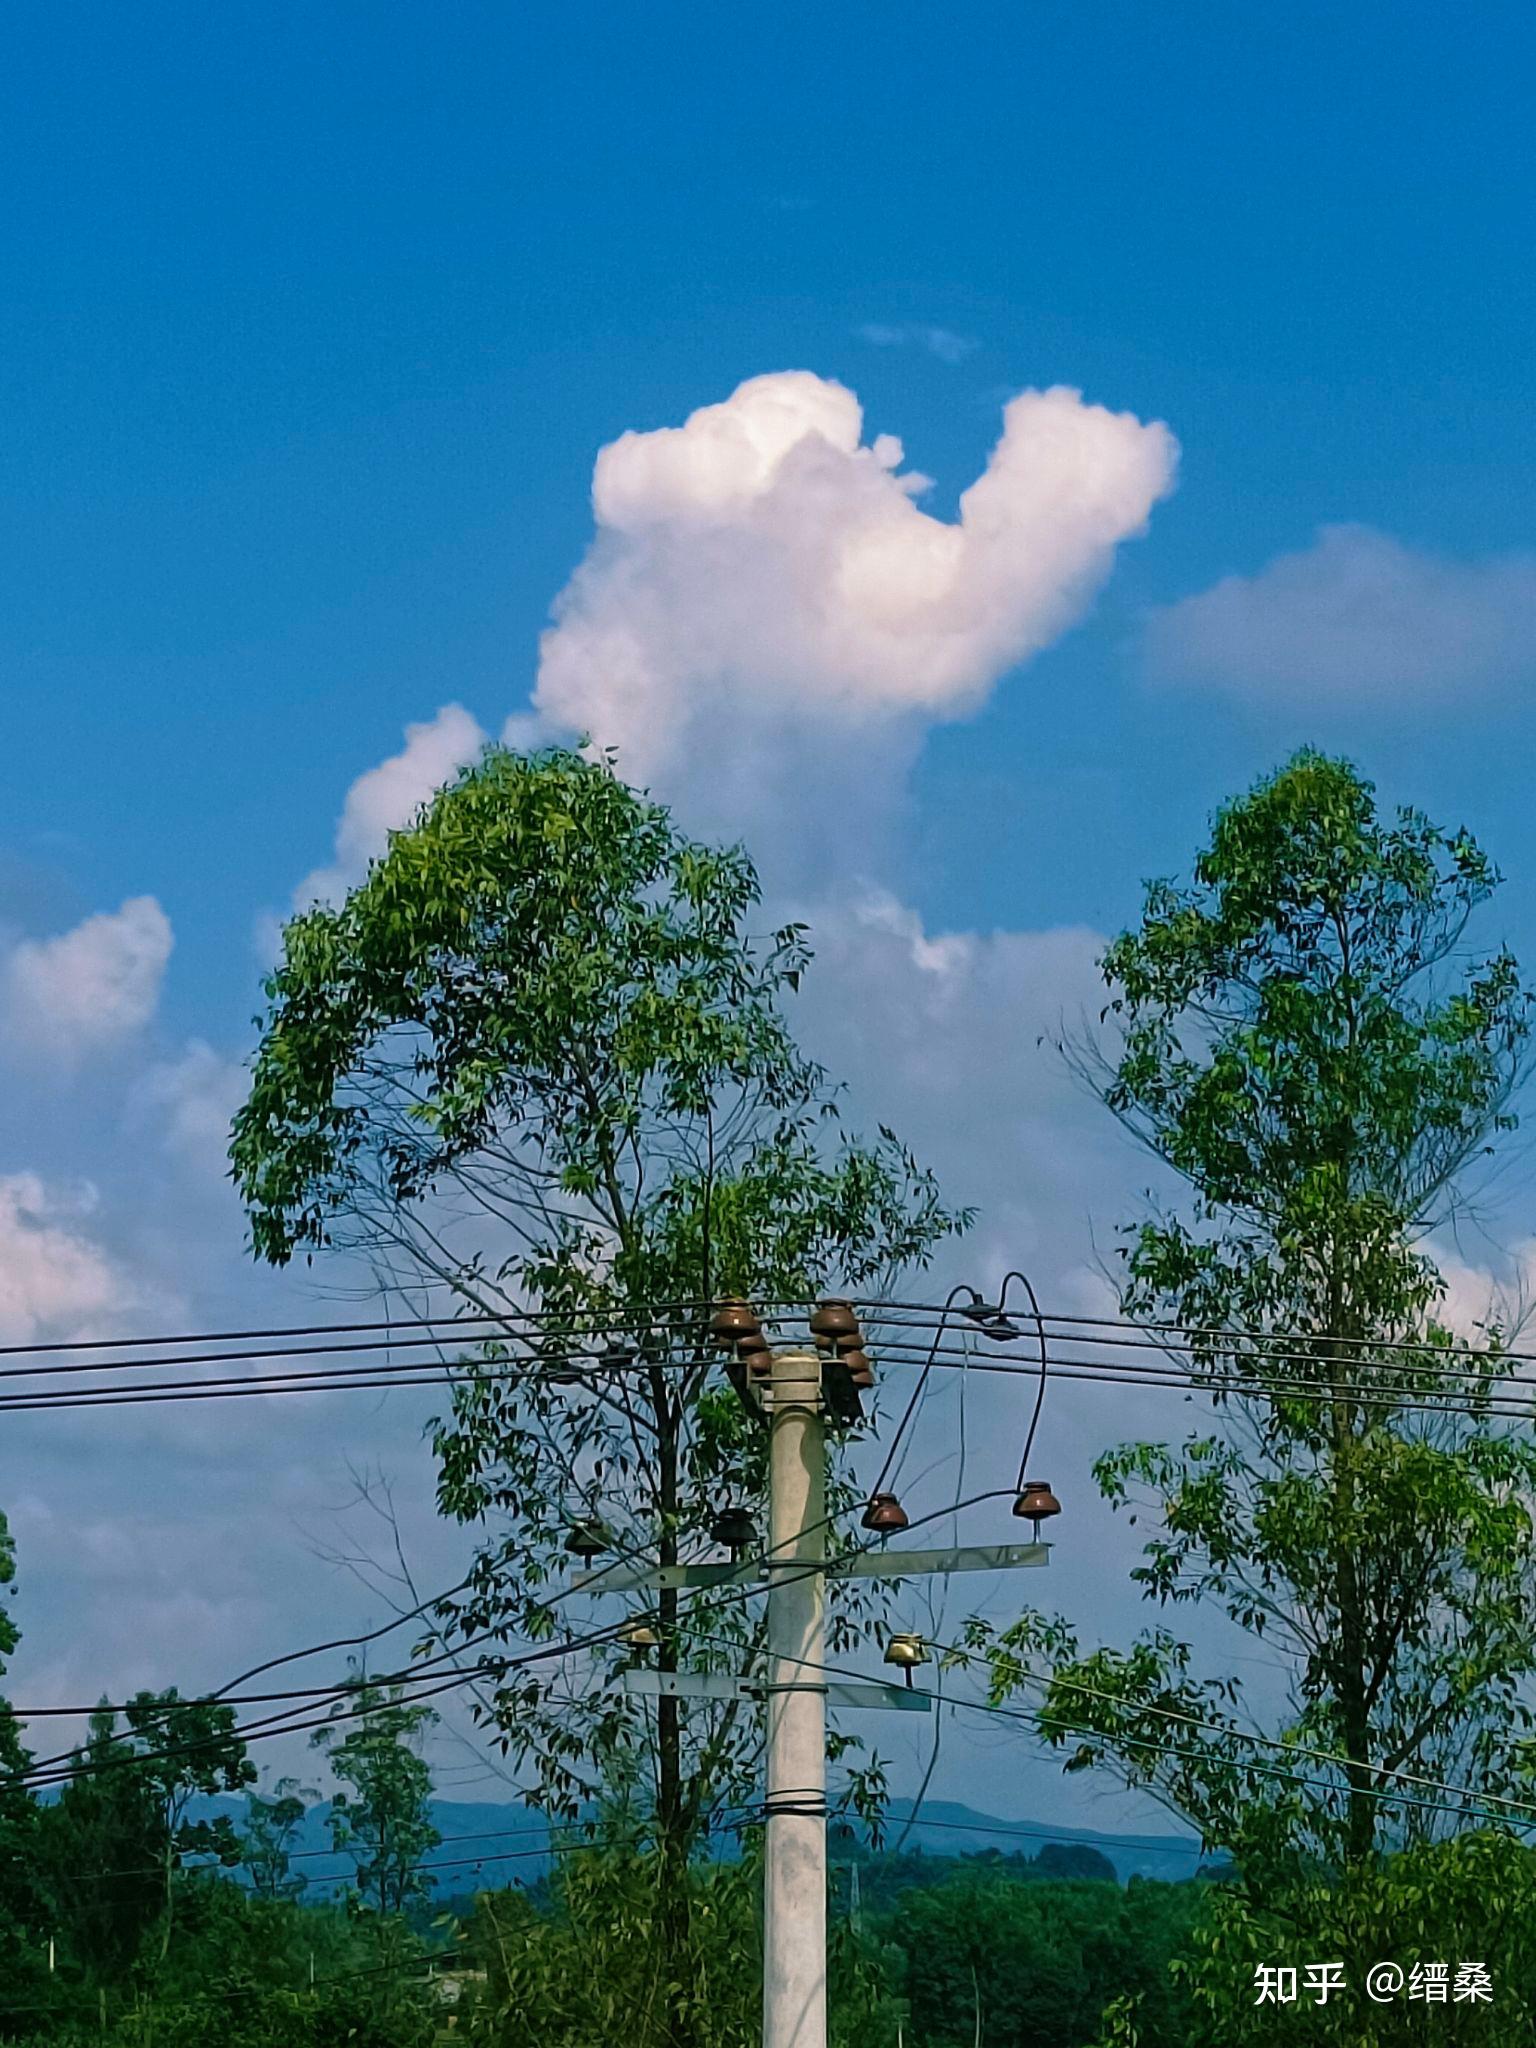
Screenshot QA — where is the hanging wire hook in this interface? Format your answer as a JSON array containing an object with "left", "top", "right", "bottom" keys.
[
  {"left": 997, "top": 1269, "right": 1050, "bottom": 1491},
  {"left": 866, "top": 1282, "right": 977, "bottom": 1502}
]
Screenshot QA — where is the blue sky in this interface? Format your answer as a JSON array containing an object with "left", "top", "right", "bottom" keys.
[{"left": 3, "top": 2, "right": 1536, "bottom": 1824}]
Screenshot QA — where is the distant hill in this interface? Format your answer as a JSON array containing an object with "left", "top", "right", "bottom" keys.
[
  {"left": 194, "top": 1793, "right": 1210, "bottom": 1897},
  {"left": 845, "top": 1799, "right": 1211, "bottom": 1885}
]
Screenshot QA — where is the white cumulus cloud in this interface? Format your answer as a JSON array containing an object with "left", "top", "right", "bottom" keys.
[
  {"left": 127, "top": 1039, "right": 248, "bottom": 1177},
  {"left": 293, "top": 703, "right": 487, "bottom": 909},
  {"left": 787, "top": 888, "right": 1135, "bottom": 1285},
  {"left": 1144, "top": 524, "right": 1536, "bottom": 705},
  {"left": 526, "top": 372, "right": 1177, "bottom": 784},
  {"left": 0, "top": 1172, "right": 143, "bottom": 1343},
  {"left": 1430, "top": 1236, "right": 1536, "bottom": 1350},
  {"left": 2, "top": 896, "right": 173, "bottom": 1066}
]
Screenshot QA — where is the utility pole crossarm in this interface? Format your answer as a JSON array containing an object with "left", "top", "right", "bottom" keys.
[
  {"left": 834, "top": 1541, "right": 1049, "bottom": 1580},
  {"left": 573, "top": 1558, "right": 756, "bottom": 1593},
  {"left": 573, "top": 1542, "right": 1048, "bottom": 1595},
  {"left": 623, "top": 1668, "right": 932, "bottom": 1713}
]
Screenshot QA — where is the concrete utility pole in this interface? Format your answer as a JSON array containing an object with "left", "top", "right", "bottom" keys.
[
  {"left": 763, "top": 1346, "right": 827, "bottom": 2048},
  {"left": 609, "top": 1299, "right": 1054, "bottom": 2048}
]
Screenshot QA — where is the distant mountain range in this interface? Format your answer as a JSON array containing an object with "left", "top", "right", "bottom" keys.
[{"left": 198, "top": 1794, "right": 1210, "bottom": 1896}]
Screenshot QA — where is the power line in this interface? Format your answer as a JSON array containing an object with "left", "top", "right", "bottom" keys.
[
  {"left": 52, "top": 1826, "right": 605, "bottom": 1893},
  {"left": 0, "top": 1298, "right": 728, "bottom": 1364},
  {"left": 15, "top": 1661, "right": 489, "bottom": 1723},
  {"left": 867, "top": 1286, "right": 973, "bottom": 1500},
  {"left": 686, "top": 1625, "right": 1536, "bottom": 1839},
  {"left": 7, "top": 1322, "right": 1530, "bottom": 1425},
  {"left": 4, "top": 1289, "right": 1530, "bottom": 1426},
  {"left": 866, "top": 1336, "right": 1536, "bottom": 1427},
  {"left": 14, "top": 1537, "right": 670, "bottom": 1725},
  {"left": 1019, "top": 1317, "right": 1536, "bottom": 1402},
  {"left": 9, "top": 1491, "right": 913, "bottom": 1787},
  {"left": 11, "top": 1487, "right": 1016, "bottom": 1791},
  {"left": 13, "top": 1490, "right": 745, "bottom": 1739},
  {"left": 1047, "top": 1305, "right": 1536, "bottom": 1373},
  {"left": 924, "top": 1633, "right": 1536, "bottom": 1830},
  {"left": 214, "top": 1575, "right": 475, "bottom": 1699},
  {"left": 5, "top": 1290, "right": 1533, "bottom": 1394},
  {"left": 15, "top": 1663, "right": 491, "bottom": 1792},
  {"left": 0, "top": 1293, "right": 958, "bottom": 1370},
  {"left": 17, "top": 1523, "right": 697, "bottom": 1781},
  {"left": 0, "top": 1326, "right": 640, "bottom": 1389}
]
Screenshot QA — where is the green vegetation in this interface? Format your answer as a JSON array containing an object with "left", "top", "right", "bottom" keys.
[
  {"left": 12, "top": 746, "right": 1536, "bottom": 2043},
  {"left": 886, "top": 1869, "right": 1199, "bottom": 2048},
  {"left": 311, "top": 1680, "right": 439, "bottom": 1918},
  {"left": 974, "top": 751, "right": 1536, "bottom": 2039},
  {"left": 230, "top": 742, "right": 965, "bottom": 2035},
  {"left": 1, "top": 1668, "right": 442, "bottom": 2046}
]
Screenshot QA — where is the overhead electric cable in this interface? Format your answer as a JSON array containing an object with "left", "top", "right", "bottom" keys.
[
  {"left": 15, "top": 1315, "right": 1530, "bottom": 1426},
  {"left": 866, "top": 1284, "right": 972, "bottom": 1499},
  {"left": 14, "top": 1487, "right": 1016, "bottom": 1791},
  {"left": 686, "top": 1626, "right": 1536, "bottom": 1837},
  {"left": 996, "top": 1269, "right": 1051, "bottom": 1489}
]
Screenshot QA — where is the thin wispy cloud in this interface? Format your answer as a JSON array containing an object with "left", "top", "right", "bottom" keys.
[
  {"left": 858, "top": 322, "right": 979, "bottom": 365},
  {"left": 1144, "top": 523, "right": 1536, "bottom": 705}
]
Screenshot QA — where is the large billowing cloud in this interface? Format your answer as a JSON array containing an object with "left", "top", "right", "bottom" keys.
[
  {"left": 1144, "top": 524, "right": 1536, "bottom": 705},
  {"left": 1, "top": 896, "right": 173, "bottom": 1067},
  {"left": 528, "top": 372, "right": 1177, "bottom": 783},
  {"left": 0, "top": 374, "right": 1193, "bottom": 1826}
]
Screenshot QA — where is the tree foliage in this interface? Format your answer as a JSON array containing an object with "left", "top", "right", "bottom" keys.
[
  {"left": 232, "top": 745, "right": 964, "bottom": 2037},
  {"left": 0, "top": 1508, "right": 50, "bottom": 2014},
  {"left": 978, "top": 754, "right": 1536, "bottom": 1963},
  {"left": 311, "top": 1680, "right": 439, "bottom": 1917},
  {"left": 1174, "top": 1831, "right": 1536, "bottom": 2045},
  {"left": 890, "top": 1873, "right": 1198, "bottom": 2048},
  {"left": 240, "top": 1778, "right": 314, "bottom": 1902},
  {"left": 465, "top": 1845, "right": 900, "bottom": 2048},
  {"left": 41, "top": 1693, "right": 254, "bottom": 1980}
]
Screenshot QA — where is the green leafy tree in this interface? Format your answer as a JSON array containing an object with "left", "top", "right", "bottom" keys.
[
  {"left": 976, "top": 753, "right": 1536, "bottom": 2024},
  {"left": 0, "top": 1511, "right": 49, "bottom": 2019},
  {"left": 888, "top": 1873, "right": 1198, "bottom": 2048},
  {"left": 1171, "top": 1830, "right": 1536, "bottom": 2045},
  {"left": 41, "top": 1692, "right": 253, "bottom": 1987},
  {"left": 241, "top": 1777, "right": 315, "bottom": 1902},
  {"left": 71, "top": 1888, "right": 441, "bottom": 2048},
  {"left": 311, "top": 1678, "right": 439, "bottom": 1917},
  {"left": 233, "top": 744, "right": 963, "bottom": 2039},
  {"left": 40, "top": 1710, "right": 167, "bottom": 1988},
  {"left": 1037, "top": 1841, "right": 1118, "bottom": 1884},
  {"left": 467, "top": 1846, "right": 900, "bottom": 2048},
  {"left": 121, "top": 1690, "right": 256, "bottom": 1965}
]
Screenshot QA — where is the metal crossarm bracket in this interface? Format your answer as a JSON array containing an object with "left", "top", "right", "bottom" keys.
[
  {"left": 575, "top": 1540, "right": 1047, "bottom": 1595},
  {"left": 832, "top": 1541, "right": 1050, "bottom": 1581},
  {"left": 623, "top": 1668, "right": 929, "bottom": 1713},
  {"left": 723, "top": 1353, "right": 768, "bottom": 1428},
  {"left": 577, "top": 1558, "right": 759, "bottom": 1594},
  {"left": 819, "top": 1356, "right": 865, "bottom": 1427}
]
